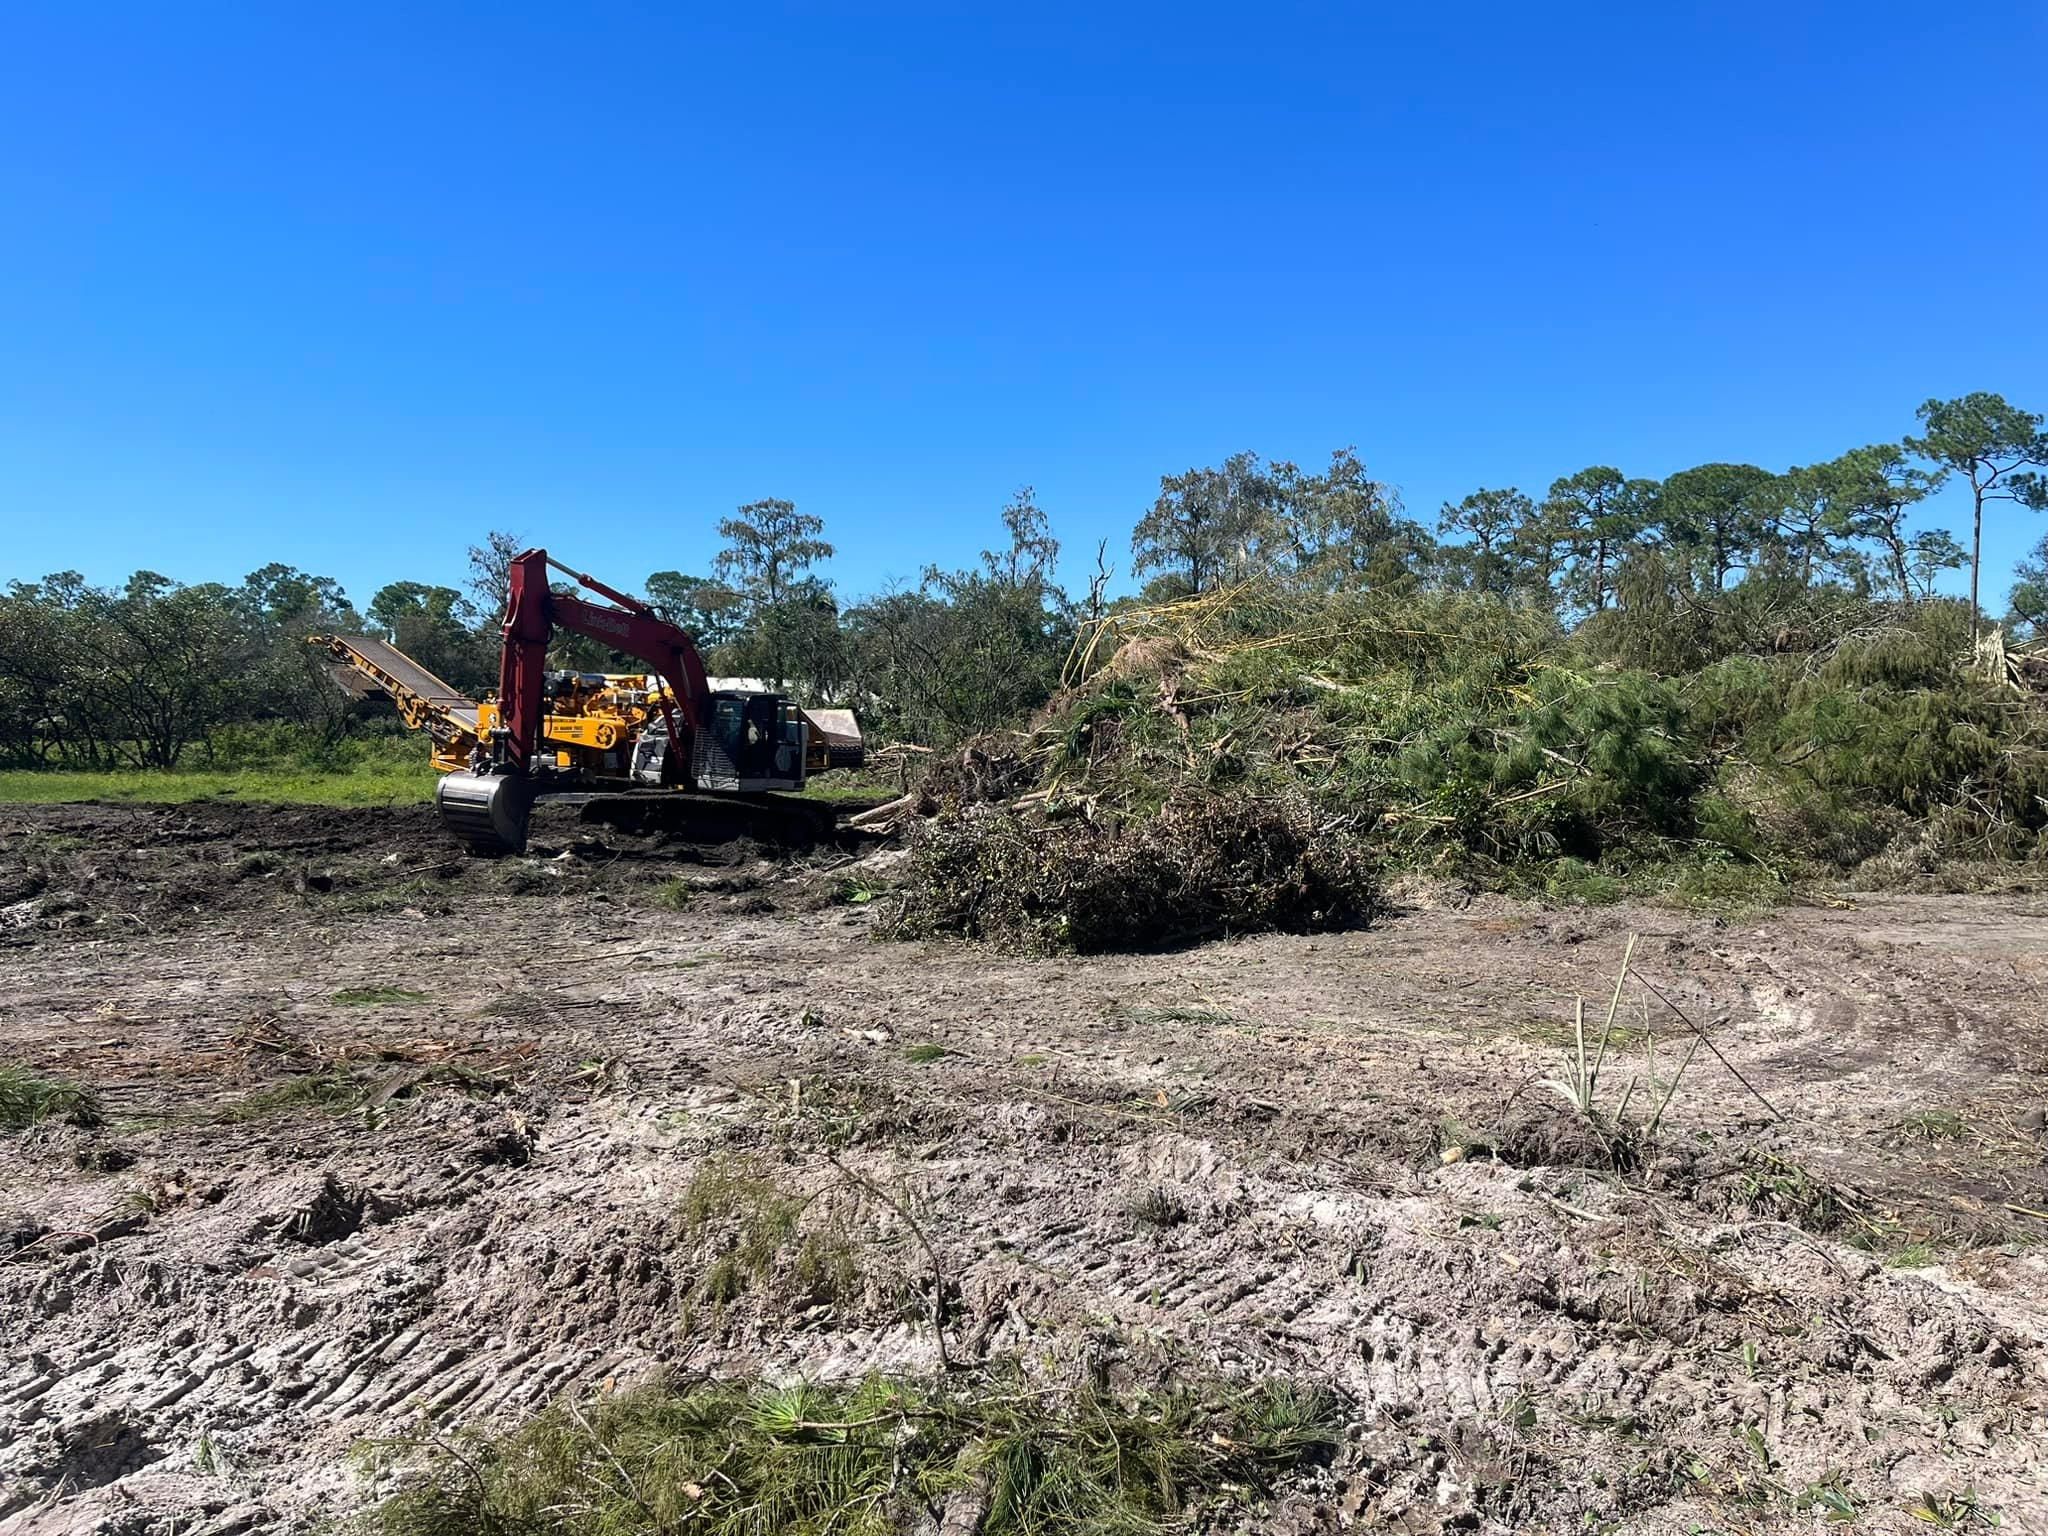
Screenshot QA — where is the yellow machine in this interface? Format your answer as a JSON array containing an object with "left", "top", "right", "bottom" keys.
[
  {"left": 317, "top": 551, "right": 867, "bottom": 855},
  {"left": 315, "top": 636, "right": 855, "bottom": 779},
  {"left": 313, "top": 631, "right": 863, "bottom": 852}
]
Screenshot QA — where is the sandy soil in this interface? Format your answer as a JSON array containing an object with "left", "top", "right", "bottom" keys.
[{"left": 3, "top": 802, "right": 2047, "bottom": 1534}]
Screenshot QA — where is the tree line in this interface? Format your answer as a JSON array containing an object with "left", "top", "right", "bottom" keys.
[
  {"left": 1128, "top": 392, "right": 2046, "bottom": 621},
  {"left": 1, "top": 390, "right": 2042, "bottom": 770}
]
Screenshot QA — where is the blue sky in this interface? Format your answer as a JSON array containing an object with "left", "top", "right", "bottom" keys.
[{"left": 3, "top": 2, "right": 2044, "bottom": 611}]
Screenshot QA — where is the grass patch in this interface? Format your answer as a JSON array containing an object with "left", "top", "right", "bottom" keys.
[
  {"left": 654, "top": 878, "right": 695, "bottom": 909},
  {"left": 681, "top": 1154, "right": 863, "bottom": 1312},
  {"left": 1496, "top": 1009, "right": 1653, "bottom": 1051},
  {"left": 1661, "top": 858, "right": 1787, "bottom": 914},
  {"left": 1130, "top": 1186, "right": 1190, "bottom": 1228},
  {"left": 219, "top": 1069, "right": 367, "bottom": 1121},
  {"left": 1898, "top": 1107, "right": 1968, "bottom": 1141},
  {"left": 795, "top": 778, "right": 898, "bottom": 806},
  {"left": 904, "top": 1043, "right": 950, "bottom": 1065},
  {"left": 364, "top": 1372, "right": 1340, "bottom": 1536},
  {"left": 0, "top": 1065, "right": 103, "bottom": 1130},
  {"left": 0, "top": 761, "right": 437, "bottom": 808},
  {"left": 1534, "top": 858, "right": 1631, "bottom": 906},
  {"left": 1113, "top": 1004, "right": 1243, "bottom": 1028},
  {"left": 332, "top": 986, "right": 431, "bottom": 1006}
]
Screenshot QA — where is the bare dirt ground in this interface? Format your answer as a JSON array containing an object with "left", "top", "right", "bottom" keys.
[{"left": 3, "top": 801, "right": 2047, "bottom": 1534}]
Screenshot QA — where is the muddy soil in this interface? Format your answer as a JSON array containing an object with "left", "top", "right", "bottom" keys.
[{"left": 2, "top": 803, "right": 2047, "bottom": 1534}]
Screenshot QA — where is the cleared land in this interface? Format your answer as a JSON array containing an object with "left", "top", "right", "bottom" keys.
[{"left": 2, "top": 802, "right": 2047, "bottom": 1534}]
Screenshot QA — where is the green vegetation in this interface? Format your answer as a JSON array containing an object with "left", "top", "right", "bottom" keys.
[
  {"left": 219, "top": 1069, "right": 369, "bottom": 1121},
  {"left": 1907, "top": 1486, "right": 2002, "bottom": 1529},
  {"left": 894, "top": 577, "right": 2045, "bottom": 940},
  {"left": 1898, "top": 1108, "right": 1969, "bottom": 1141},
  {"left": 1733, "top": 1151, "right": 1843, "bottom": 1231},
  {"left": 1113, "top": 1005, "right": 1242, "bottom": 1028},
  {"left": 0, "top": 749, "right": 436, "bottom": 806},
  {"left": 1541, "top": 938, "right": 1695, "bottom": 1140},
  {"left": 0, "top": 1064, "right": 103, "bottom": 1130},
  {"left": 1129, "top": 1187, "right": 1190, "bottom": 1228},
  {"left": 903, "top": 1043, "right": 950, "bottom": 1064},
  {"left": 680, "top": 1154, "right": 864, "bottom": 1312},
  {"left": 331, "top": 985, "right": 432, "bottom": 1006},
  {"left": 366, "top": 1373, "right": 1340, "bottom": 1536}
]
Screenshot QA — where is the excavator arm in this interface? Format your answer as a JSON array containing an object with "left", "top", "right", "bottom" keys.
[{"left": 491, "top": 549, "right": 710, "bottom": 771}]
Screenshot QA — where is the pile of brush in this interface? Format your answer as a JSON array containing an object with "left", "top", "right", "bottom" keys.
[
  {"left": 877, "top": 582, "right": 2048, "bottom": 945},
  {"left": 887, "top": 791, "right": 1379, "bottom": 952}
]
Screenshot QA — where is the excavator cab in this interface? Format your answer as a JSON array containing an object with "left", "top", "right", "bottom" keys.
[{"left": 691, "top": 692, "right": 807, "bottom": 792}]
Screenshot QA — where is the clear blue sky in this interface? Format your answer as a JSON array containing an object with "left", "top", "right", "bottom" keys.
[{"left": 4, "top": 2, "right": 2045, "bottom": 611}]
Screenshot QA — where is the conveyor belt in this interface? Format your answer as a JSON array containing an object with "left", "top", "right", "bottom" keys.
[{"left": 320, "top": 635, "right": 481, "bottom": 733}]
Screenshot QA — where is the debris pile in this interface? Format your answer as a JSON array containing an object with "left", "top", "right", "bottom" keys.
[
  {"left": 889, "top": 791, "right": 1379, "bottom": 952},
  {"left": 888, "top": 583, "right": 2048, "bottom": 927}
]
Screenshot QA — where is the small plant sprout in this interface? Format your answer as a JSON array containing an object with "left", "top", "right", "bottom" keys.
[
  {"left": 1909, "top": 1486, "right": 2001, "bottom": 1528},
  {"left": 1536, "top": 934, "right": 1704, "bottom": 1142},
  {"left": 1899, "top": 1108, "right": 1967, "bottom": 1141},
  {"left": 1545, "top": 934, "right": 1637, "bottom": 1115},
  {"left": 1796, "top": 1471, "right": 1861, "bottom": 1523}
]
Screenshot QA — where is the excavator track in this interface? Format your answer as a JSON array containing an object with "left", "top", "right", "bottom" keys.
[
  {"left": 566, "top": 789, "right": 841, "bottom": 847},
  {"left": 434, "top": 778, "right": 840, "bottom": 858}
]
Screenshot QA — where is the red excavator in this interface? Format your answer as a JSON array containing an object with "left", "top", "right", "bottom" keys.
[{"left": 317, "top": 548, "right": 862, "bottom": 856}]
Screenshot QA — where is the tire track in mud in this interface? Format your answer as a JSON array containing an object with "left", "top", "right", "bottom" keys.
[
  {"left": 8, "top": 836, "right": 2048, "bottom": 1532},
  {"left": 7, "top": 1063, "right": 2048, "bottom": 1534}
]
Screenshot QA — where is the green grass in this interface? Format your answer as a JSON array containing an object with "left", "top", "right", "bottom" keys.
[
  {"left": 792, "top": 762, "right": 908, "bottom": 807},
  {"left": 793, "top": 778, "right": 898, "bottom": 806},
  {"left": 681, "top": 1154, "right": 864, "bottom": 1312},
  {"left": 1898, "top": 1107, "right": 1968, "bottom": 1141},
  {"left": 0, "top": 1064, "right": 103, "bottom": 1130},
  {"left": 364, "top": 1373, "right": 1341, "bottom": 1536},
  {"left": 904, "top": 1043, "right": 950, "bottom": 1064},
  {"left": 218, "top": 1069, "right": 369, "bottom": 1121},
  {"left": 0, "top": 761, "right": 437, "bottom": 807},
  {"left": 331, "top": 985, "right": 431, "bottom": 1006}
]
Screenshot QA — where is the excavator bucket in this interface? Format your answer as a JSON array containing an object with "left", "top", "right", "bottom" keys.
[{"left": 435, "top": 771, "right": 534, "bottom": 857}]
